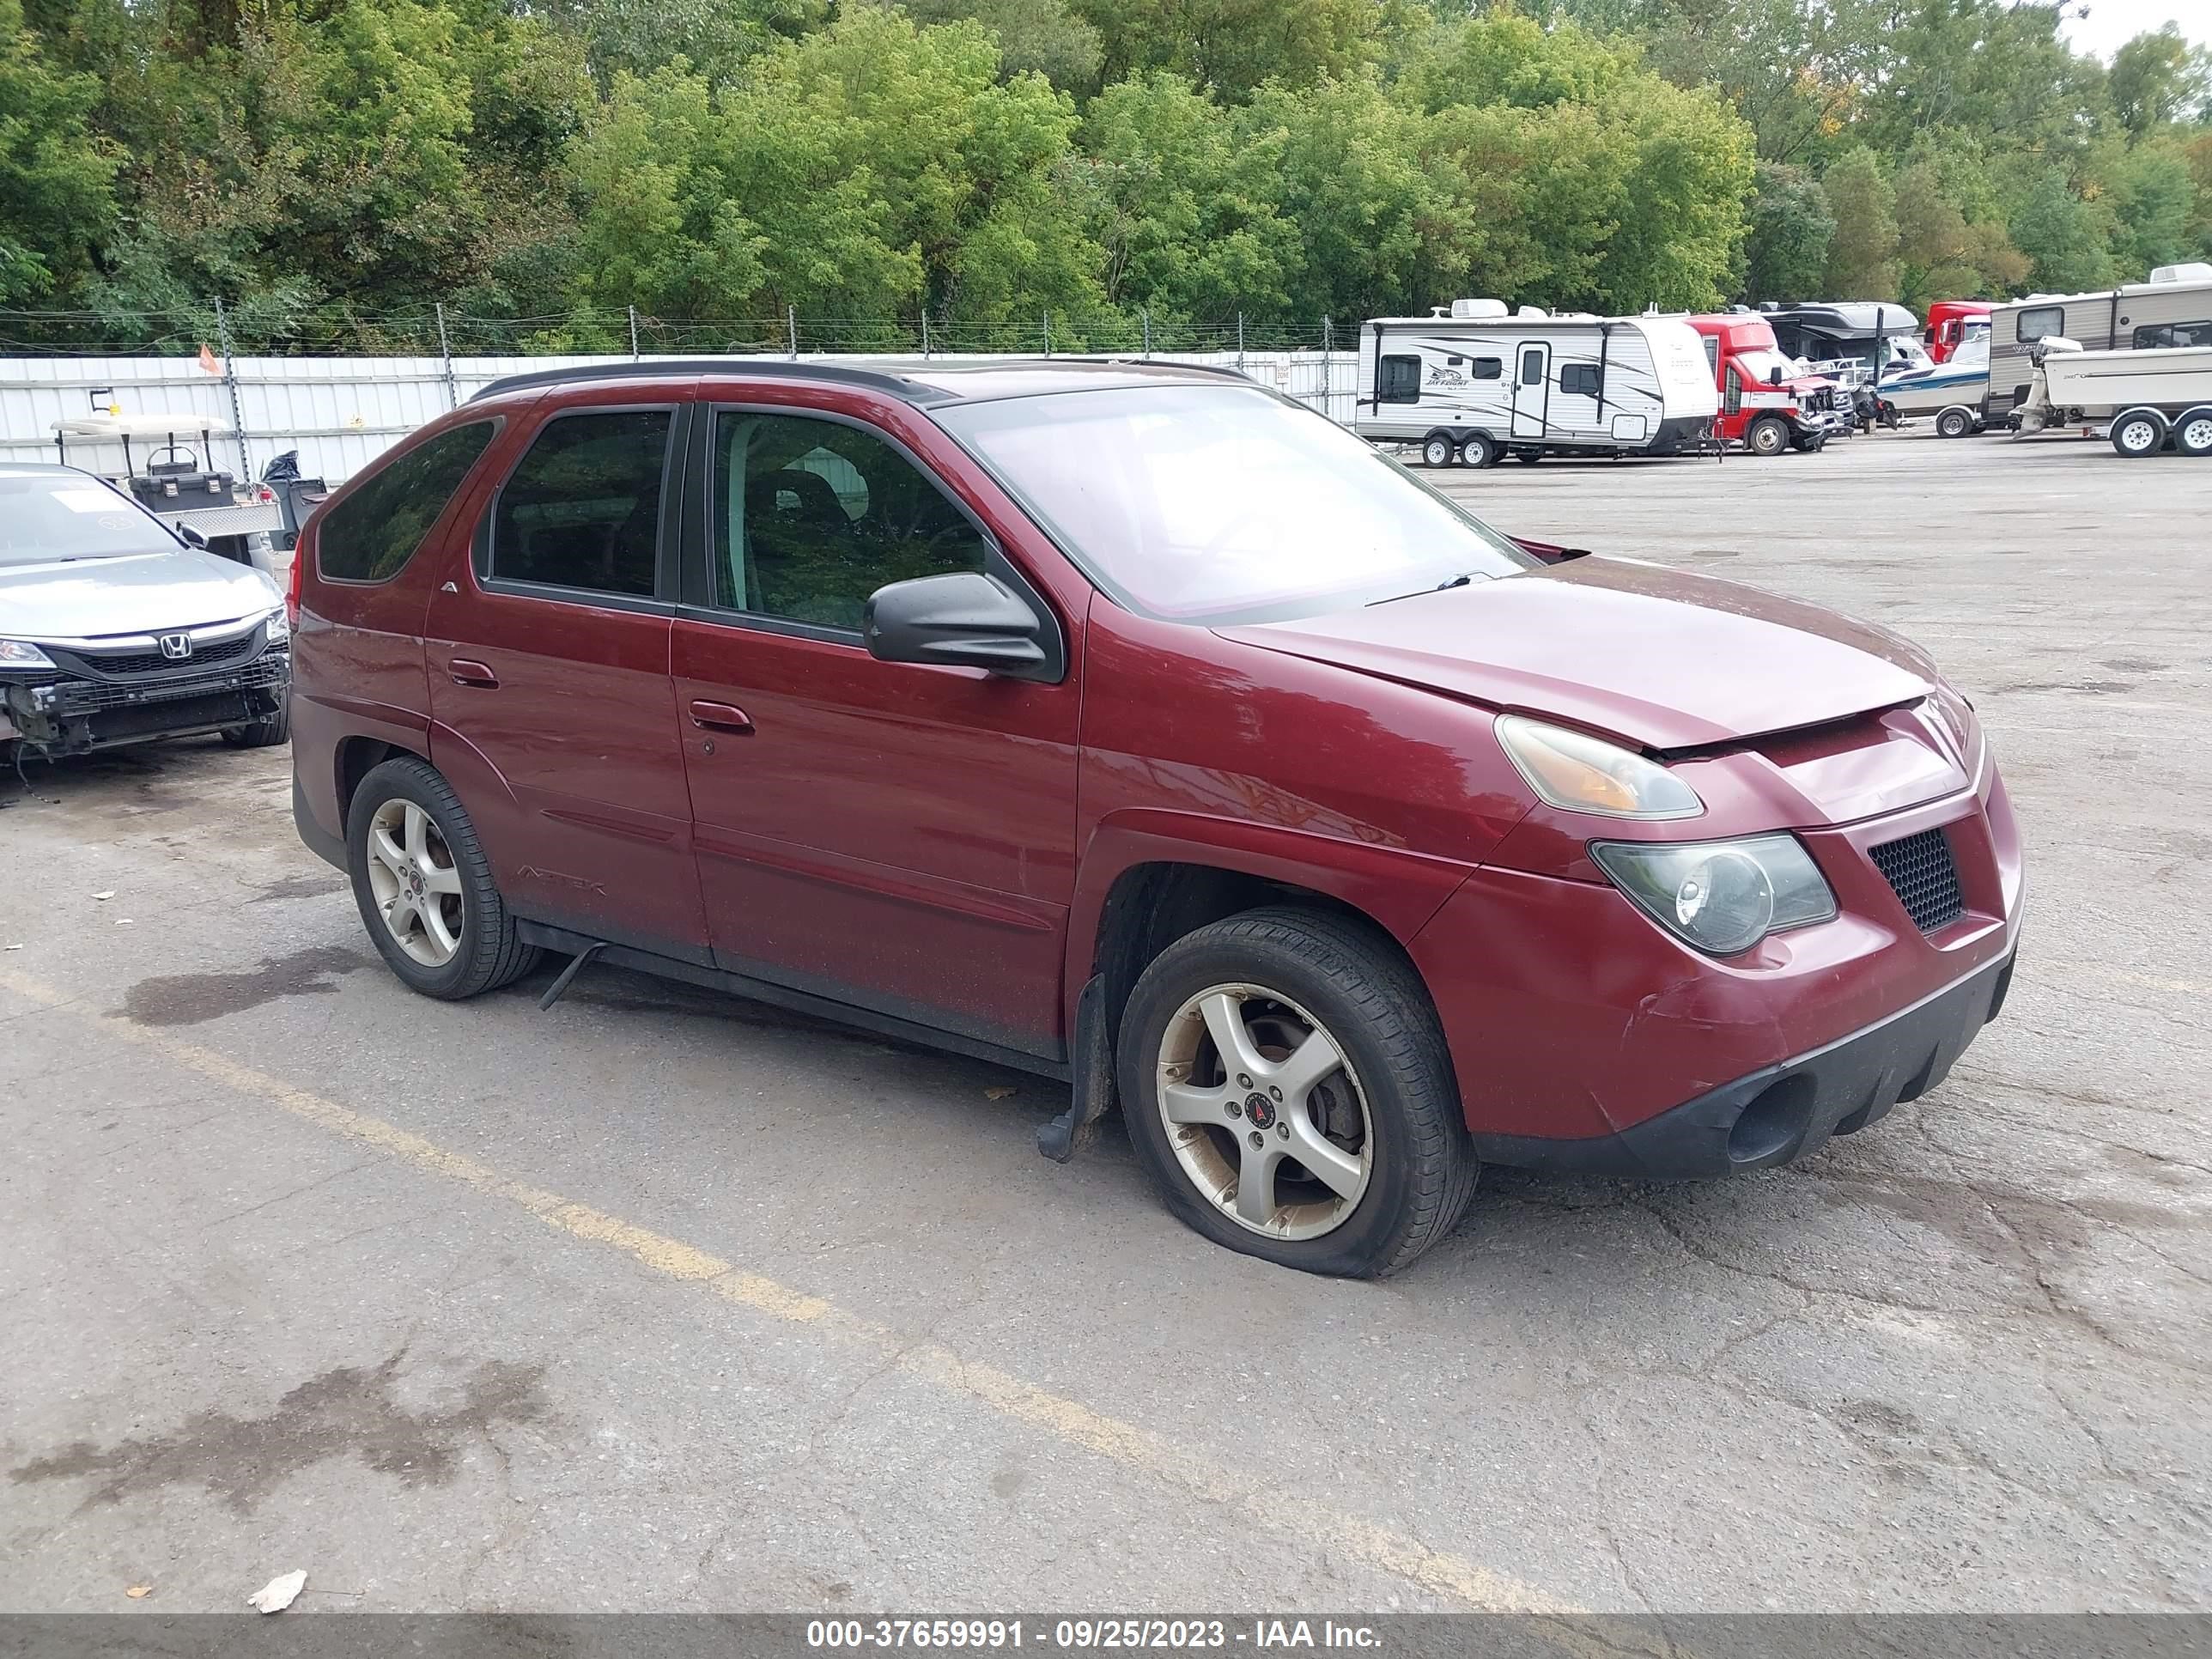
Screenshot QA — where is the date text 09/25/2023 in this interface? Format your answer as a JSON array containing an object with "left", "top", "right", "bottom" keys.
[{"left": 805, "top": 1620, "right": 1384, "bottom": 1650}]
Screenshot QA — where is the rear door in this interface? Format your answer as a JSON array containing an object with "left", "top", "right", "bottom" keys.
[
  {"left": 1510, "top": 343, "right": 1550, "bottom": 439},
  {"left": 424, "top": 390, "right": 712, "bottom": 959},
  {"left": 671, "top": 397, "right": 1082, "bottom": 1060}
]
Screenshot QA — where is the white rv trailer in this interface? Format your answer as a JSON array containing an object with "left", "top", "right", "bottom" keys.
[
  {"left": 1986, "top": 261, "right": 2212, "bottom": 426},
  {"left": 1353, "top": 301, "right": 1721, "bottom": 465},
  {"left": 2012, "top": 337, "right": 2212, "bottom": 457}
]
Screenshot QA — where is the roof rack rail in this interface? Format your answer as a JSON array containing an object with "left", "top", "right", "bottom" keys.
[{"left": 467, "top": 357, "right": 960, "bottom": 405}]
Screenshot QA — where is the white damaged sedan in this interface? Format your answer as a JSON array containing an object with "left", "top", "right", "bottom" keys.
[{"left": 0, "top": 465, "right": 291, "bottom": 759}]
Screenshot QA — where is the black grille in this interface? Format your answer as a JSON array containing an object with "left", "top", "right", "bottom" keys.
[
  {"left": 48, "top": 653, "right": 288, "bottom": 714},
  {"left": 66, "top": 630, "right": 261, "bottom": 678},
  {"left": 1869, "top": 828, "right": 1965, "bottom": 933}
]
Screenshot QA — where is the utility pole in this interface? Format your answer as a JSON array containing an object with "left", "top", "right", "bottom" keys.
[
  {"left": 921, "top": 311, "right": 931, "bottom": 359},
  {"left": 1042, "top": 310, "right": 1051, "bottom": 357},
  {"left": 1237, "top": 313, "right": 1245, "bottom": 372},
  {"left": 1141, "top": 308, "right": 1151, "bottom": 360},
  {"left": 434, "top": 303, "right": 458, "bottom": 410},
  {"left": 787, "top": 307, "right": 799, "bottom": 359},
  {"left": 628, "top": 305, "right": 640, "bottom": 361},
  {"left": 212, "top": 296, "right": 250, "bottom": 481}
]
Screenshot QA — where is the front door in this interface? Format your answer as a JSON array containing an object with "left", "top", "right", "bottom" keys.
[
  {"left": 672, "top": 403, "right": 1082, "bottom": 1060},
  {"left": 1510, "top": 343, "right": 1551, "bottom": 440},
  {"left": 425, "top": 397, "right": 712, "bottom": 959}
]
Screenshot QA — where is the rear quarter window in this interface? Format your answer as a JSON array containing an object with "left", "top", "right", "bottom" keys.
[{"left": 318, "top": 420, "right": 499, "bottom": 582}]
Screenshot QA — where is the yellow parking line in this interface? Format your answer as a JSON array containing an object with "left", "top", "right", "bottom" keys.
[{"left": 0, "top": 966, "right": 1576, "bottom": 1615}]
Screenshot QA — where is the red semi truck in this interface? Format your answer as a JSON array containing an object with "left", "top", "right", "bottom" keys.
[
  {"left": 1923, "top": 301, "right": 1992, "bottom": 365},
  {"left": 1685, "top": 313, "right": 1846, "bottom": 455}
]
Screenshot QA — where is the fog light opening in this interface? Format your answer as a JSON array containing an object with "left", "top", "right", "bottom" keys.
[{"left": 1727, "top": 1075, "right": 1815, "bottom": 1166}]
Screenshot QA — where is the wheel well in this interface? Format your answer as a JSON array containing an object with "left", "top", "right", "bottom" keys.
[
  {"left": 1088, "top": 862, "right": 1413, "bottom": 1042},
  {"left": 334, "top": 737, "right": 422, "bottom": 823}
]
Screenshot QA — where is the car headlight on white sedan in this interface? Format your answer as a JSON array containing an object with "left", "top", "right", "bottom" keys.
[
  {"left": 264, "top": 605, "right": 290, "bottom": 644},
  {"left": 0, "top": 639, "right": 57, "bottom": 670},
  {"left": 1495, "top": 714, "right": 1704, "bottom": 819}
]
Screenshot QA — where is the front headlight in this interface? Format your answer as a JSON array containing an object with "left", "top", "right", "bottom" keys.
[
  {"left": 1496, "top": 714, "right": 1704, "bottom": 819},
  {"left": 1589, "top": 835, "right": 1837, "bottom": 957},
  {"left": 264, "top": 604, "right": 290, "bottom": 643},
  {"left": 0, "top": 639, "right": 56, "bottom": 670},
  {"left": 1929, "top": 684, "right": 1984, "bottom": 779}
]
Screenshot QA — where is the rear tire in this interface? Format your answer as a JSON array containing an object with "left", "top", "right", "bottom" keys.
[
  {"left": 1457, "top": 431, "right": 1496, "bottom": 468},
  {"left": 345, "top": 756, "right": 540, "bottom": 1000},
  {"left": 1117, "top": 906, "right": 1477, "bottom": 1279},
  {"left": 1747, "top": 415, "right": 1790, "bottom": 456},
  {"left": 2173, "top": 408, "right": 2212, "bottom": 458},
  {"left": 2111, "top": 410, "right": 2166, "bottom": 458},
  {"left": 1512, "top": 447, "right": 1543, "bottom": 465}
]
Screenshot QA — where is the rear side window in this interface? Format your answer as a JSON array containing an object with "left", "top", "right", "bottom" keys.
[
  {"left": 1377, "top": 355, "right": 1421, "bottom": 403},
  {"left": 2134, "top": 319, "right": 2212, "bottom": 349},
  {"left": 2015, "top": 306, "right": 2064, "bottom": 343},
  {"left": 489, "top": 410, "right": 672, "bottom": 599},
  {"left": 318, "top": 420, "right": 496, "bottom": 582}
]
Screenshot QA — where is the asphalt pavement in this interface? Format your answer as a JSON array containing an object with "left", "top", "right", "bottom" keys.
[{"left": 3, "top": 428, "right": 2207, "bottom": 1616}]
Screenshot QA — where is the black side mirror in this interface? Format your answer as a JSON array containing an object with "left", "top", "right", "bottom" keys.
[
  {"left": 176, "top": 524, "right": 210, "bottom": 550},
  {"left": 863, "top": 571, "right": 1057, "bottom": 680},
  {"left": 1767, "top": 366, "right": 1784, "bottom": 386}
]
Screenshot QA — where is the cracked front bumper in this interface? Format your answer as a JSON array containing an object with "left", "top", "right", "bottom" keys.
[{"left": 1466, "top": 949, "right": 2016, "bottom": 1179}]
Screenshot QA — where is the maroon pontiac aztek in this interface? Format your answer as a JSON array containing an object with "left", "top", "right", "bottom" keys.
[{"left": 290, "top": 359, "right": 2021, "bottom": 1277}]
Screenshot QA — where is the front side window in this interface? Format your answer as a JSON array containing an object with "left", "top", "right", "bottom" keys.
[
  {"left": 711, "top": 413, "right": 988, "bottom": 632},
  {"left": 319, "top": 420, "right": 497, "bottom": 582},
  {"left": 1723, "top": 368, "right": 1743, "bottom": 414},
  {"left": 489, "top": 410, "right": 671, "bottom": 599},
  {"left": 1377, "top": 355, "right": 1421, "bottom": 404},
  {"left": 2016, "top": 305, "right": 2065, "bottom": 343},
  {"left": 936, "top": 384, "right": 1534, "bottom": 627},
  {"left": 1561, "top": 364, "right": 1602, "bottom": 397}
]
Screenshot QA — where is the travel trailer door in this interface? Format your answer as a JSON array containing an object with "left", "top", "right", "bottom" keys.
[{"left": 1511, "top": 343, "right": 1550, "bottom": 439}]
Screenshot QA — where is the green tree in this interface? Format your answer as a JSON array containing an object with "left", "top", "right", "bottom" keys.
[
  {"left": 1820, "top": 145, "right": 1899, "bottom": 297},
  {"left": 902, "top": 0, "right": 1102, "bottom": 91},
  {"left": 1079, "top": 71, "right": 1297, "bottom": 316},
  {"left": 2104, "top": 139, "right": 2197, "bottom": 277},
  {"left": 2007, "top": 166, "right": 2115, "bottom": 293},
  {"left": 1071, "top": 0, "right": 1380, "bottom": 101},
  {"left": 1741, "top": 161, "right": 1832, "bottom": 301},
  {"left": 0, "top": 0, "right": 115, "bottom": 301},
  {"left": 2107, "top": 25, "right": 2210, "bottom": 141}
]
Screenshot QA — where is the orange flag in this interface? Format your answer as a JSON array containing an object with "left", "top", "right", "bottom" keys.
[{"left": 198, "top": 343, "right": 220, "bottom": 374}]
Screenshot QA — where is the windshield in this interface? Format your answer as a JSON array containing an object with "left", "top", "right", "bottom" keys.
[
  {"left": 0, "top": 475, "right": 178, "bottom": 568},
  {"left": 934, "top": 384, "right": 1534, "bottom": 625},
  {"left": 1735, "top": 348, "right": 1799, "bottom": 386}
]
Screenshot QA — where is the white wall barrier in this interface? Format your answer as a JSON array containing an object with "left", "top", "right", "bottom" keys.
[{"left": 0, "top": 349, "right": 1358, "bottom": 486}]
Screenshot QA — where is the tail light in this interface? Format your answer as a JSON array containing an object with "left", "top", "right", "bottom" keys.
[{"left": 285, "top": 535, "right": 303, "bottom": 629}]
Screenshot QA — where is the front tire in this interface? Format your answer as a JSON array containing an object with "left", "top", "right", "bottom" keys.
[
  {"left": 221, "top": 697, "right": 291, "bottom": 749},
  {"left": 1117, "top": 907, "right": 1477, "bottom": 1279},
  {"left": 1747, "top": 415, "right": 1790, "bottom": 456},
  {"left": 345, "top": 756, "right": 539, "bottom": 999},
  {"left": 1935, "top": 407, "right": 1973, "bottom": 440},
  {"left": 1421, "top": 434, "right": 1455, "bottom": 468},
  {"left": 2111, "top": 410, "right": 2166, "bottom": 458}
]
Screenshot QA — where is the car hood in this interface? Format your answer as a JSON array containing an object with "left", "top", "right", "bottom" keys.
[
  {"left": 0, "top": 549, "right": 279, "bottom": 642},
  {"left": 1218, "top": 556, "right": 1936, "bottom": 750}
]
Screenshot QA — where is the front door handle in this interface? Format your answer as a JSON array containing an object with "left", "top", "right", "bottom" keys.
[
  {"left": 689, "top": 700, "right": 755, "bottom": 735},
  {"left": 449, "top": 659, "right": 499, "bottom": 689}
]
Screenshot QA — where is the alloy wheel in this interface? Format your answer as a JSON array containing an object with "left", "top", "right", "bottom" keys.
[
  {"left": 364, "top": 797, "right": 465, "bottom": 967},
  {"left": 1153, "top": 982, "right": 1372, "bottom": 1240}
]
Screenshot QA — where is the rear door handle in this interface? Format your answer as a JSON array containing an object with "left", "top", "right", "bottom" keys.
[
  {"left": 449, "top": 659, "right": 499, "bottom": 689},
  {"left": 689, "top": 700, "right": 754, "bottom": 735}
]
